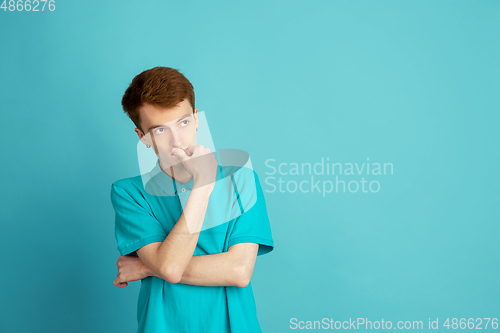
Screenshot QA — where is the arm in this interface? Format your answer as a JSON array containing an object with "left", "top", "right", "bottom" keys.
[
  {"left": 114, "top": 243, "right": 259, "bottom": 288},
  {"left": 135, "top": 179, "right": 214, "bottom": 284},
  {"left": 154, "top": 242, "right": 258, "bottom": 287}
]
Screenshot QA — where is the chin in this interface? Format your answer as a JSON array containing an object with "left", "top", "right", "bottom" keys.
[
  {"left": 158, "top": 157, "right": 173, "bottom": 167},
  {"left": 168, "top": 157, "right": 184, "bottom": 167}
]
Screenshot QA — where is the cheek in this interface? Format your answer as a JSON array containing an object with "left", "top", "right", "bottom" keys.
[{"left": 153, "top": 141, "right": 172, "bottom": 155}]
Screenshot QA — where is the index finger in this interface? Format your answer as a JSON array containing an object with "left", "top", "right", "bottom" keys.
[{"left": 184, "top": 145, "right": 196, "bottom": 156}]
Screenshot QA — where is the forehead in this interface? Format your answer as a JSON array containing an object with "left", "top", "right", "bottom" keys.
[{"left": 139, "top": 99, "right": 193, "bottom": 130}]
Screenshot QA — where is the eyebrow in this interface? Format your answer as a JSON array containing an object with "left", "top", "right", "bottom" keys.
[{"left": 147, "top": 114, "right": 192, "bottom": 133}]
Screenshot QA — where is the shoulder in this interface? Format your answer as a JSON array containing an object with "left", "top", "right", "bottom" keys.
[
  {"left": 111, "top": 175, "right": 145, "bottom": 195},
  {"left": 110, "top": 175, "right": 156, "bottom": 212},
  {"left": 220, "top": 165, "right": 259, "bottom": 182},
  {"left": 220, "top": 165, "right": 261, "bottom": 192}
]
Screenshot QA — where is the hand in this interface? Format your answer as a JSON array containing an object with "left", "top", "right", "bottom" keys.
[
  {"left": 113, "top": 255, "right": 152, "bottom": 288},
  {"left": 172, "top": 145, "right": 218, "bottom": 186}
]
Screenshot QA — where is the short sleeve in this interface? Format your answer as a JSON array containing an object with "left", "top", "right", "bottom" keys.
[
  {"left": 110, "top": 183, "right": 167, "bottom": 256},
  {"left": 227, "top": 170, "right": 275, "bottom": 256}
]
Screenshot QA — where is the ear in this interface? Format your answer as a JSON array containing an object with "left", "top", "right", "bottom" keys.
[
  {"left": 135, "top": 128, "right": 150, "bottom": 146},
  {"left": 193, "top": 108, "right": 199, "bottom": 128}
]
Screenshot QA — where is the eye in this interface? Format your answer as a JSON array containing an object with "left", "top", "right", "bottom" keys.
[
  {"left": 154, "top": 127, "right": 165, "bottom": 134},
  {"left": 180, "top": 120, "right": 189, "bottom": 127}
]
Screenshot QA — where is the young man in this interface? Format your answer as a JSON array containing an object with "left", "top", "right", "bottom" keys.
[{"left": 110, "top": 66, "right": 274, "bottom": 333}]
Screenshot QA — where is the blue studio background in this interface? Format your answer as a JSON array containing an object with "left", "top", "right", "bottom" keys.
[{"left": 1, "top": 1, "right": 499, "bottom": 332}]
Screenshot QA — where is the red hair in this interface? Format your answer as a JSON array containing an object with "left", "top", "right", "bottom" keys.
[{"left": 121, "top": 67, "right": 195, "bottom": 133}]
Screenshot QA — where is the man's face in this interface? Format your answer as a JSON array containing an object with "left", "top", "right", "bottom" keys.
[{"left": 135, "top": 98, "right": 199, "bottom": 167}]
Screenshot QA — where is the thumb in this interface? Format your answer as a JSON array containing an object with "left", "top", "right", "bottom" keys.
[{"left": 172, "top": 147, "right": 188, "bottom": 160}]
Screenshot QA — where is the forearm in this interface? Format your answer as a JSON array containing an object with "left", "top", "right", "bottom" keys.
[
  {"left": 150, "top": 180, "right": 214, "bottom": 282},
  {"left": 181, "top": 252, "right": 244, "bottom": 286},
  {"left": 147, "top": 251, "right": 245, "bottom": 287}
]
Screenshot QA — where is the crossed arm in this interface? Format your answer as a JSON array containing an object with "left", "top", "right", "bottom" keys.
[
  {"left": 113, "top": 242, "right": 259, "bottom": 288},
  {"left": 113, "top": 170, "right": 260, "bottom": 288}
]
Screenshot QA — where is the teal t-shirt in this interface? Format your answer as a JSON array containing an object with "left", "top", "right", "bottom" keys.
[{"left": 110, "top": 161, "right": 274, "bottom": 333}]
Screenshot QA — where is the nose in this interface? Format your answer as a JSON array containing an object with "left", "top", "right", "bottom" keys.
[{"left": 170, "top": 128, "right": 184, "bottom": 149}]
